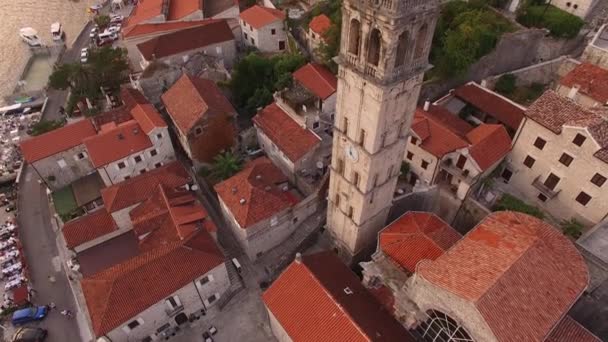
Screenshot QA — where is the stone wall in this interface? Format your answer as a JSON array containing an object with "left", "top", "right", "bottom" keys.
[
  {"left": 451, "top": 197, "right": 491, "bottom": 235},
  {"left": 483, "top": 56, "right": 579, "bottom": 90}
]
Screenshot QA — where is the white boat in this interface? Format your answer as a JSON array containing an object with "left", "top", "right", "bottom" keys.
[
  {"left": 19, "top": 27, "right": 42, "bottom": 47},
  {"left": 51, "top": 22, "right": 63, "bottom": 41}
]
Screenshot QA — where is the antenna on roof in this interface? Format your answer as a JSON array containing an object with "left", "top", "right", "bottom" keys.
[
  {"left": 239, "top": 198, "right": 246, "bottom": 204},
  {"left": 295, "top": 252, "right": 302, "bottom": 263}
]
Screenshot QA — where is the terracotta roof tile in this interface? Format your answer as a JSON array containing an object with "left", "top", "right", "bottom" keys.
[
  {"left": 162, "top": 74, "right": 236, "bottom": 134},
  {"left": 423, "top": 104, "right": 473, "bottom": 136},
  {"left": 136, "top": 20, "right": 233, "bottom": 60},
  {"left": 309, "top": 14, "right": 331, "bottom": 36},
  {"left": 411, "top": 108, "right": 469, "bottom": 157},
  {"left": 454, "top": 82, "right": 525, "bottom": 130},
  {"left": 214, "top": 157, "right": 300, "bottom": 228},
  {"left": 130, "top": 103, "right": 167, "bottom": 134},
  {"left": 380, "top": 212, "right": 461, "bottom": 273},
  {"left": 253, "top": 103, "right": 321, "bottom": 162},
  {"left": 81, "top": 229, "right": 224, "bottom": 337},
  {"left": 419, "top": 211, "right": 589, "bottom": 342},
  {"left": 547, "top": 316, "right": 601, "bottom": 342},
  {"left": 124, "top": 0, "right": 167, "bottom": 29},
  {"left": 62, "top": 209, "right": 118, "bottom": 249},
  {"left": 123, "top": 19, "right": 218, "bottom": 38},
  {"left": 101, "top": 161, "right": 190, "bottom": 213},
  {"left": 83, "top": 120, "right": 152, "bottom": 168},
  {"left": 120, "top": 88, "right": 149, "bottom": 109},
  {"left": 465, "top": 124, "right": 512, "bottom": 171},
  {"left": 560, "top": 63, "right": 608, "bottom": 104},
  {"left": 263, "top": 251, "right": 414, "bottom": 341},
  {"left": 239, "top": 5, "right": 285, "bottom": 29},
  {"left": 293, "top": 63, "right": 337, "bottom": 100},
  {"left": 20, "top": 119, "right": 96, "bottom": 163},
  {"left": 167, "top": 0, "right": 203, "bottom": 20}
]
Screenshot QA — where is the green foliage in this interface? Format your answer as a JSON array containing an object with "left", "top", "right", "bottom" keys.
[
  {"left": 561, "top": 218, "right": 584, "bottom": 239},
  {"left": 29, "top": 119, "right": 65, "bottom": 136},
  {"left": 94, "top": 15, "right": 111, "bottom": 29},
  {"left": 430, "top": 1, "right": 514, "bottom": 78},
  {"left": 517, "top": 4, "right": 584, "bottom": 38},
  {"left": 210, "top": 151, "right": 242, "bottom": 181},
  {"left": 493, "top": 193, "right": 545, "bottom": 219},
  {"left": 400, "top": 162, "right": 410, "bottom": 178},
  {"left": 310, "top": 0, "right": 342, "bottom": 71},
  {"left": 495, "top": 74, "right": 517, "bottom": 94},
  {"left": 230, "top": 53, "right": 306, "bottom": 116}
]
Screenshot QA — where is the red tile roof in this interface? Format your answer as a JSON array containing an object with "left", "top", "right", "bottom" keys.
[
  {"left": 123, "top": 19, "right": 218, "bottom": 38},
  {"left": 253, "top": 103, "right": 321, "bottom": 162},
  {"left": 379, "top": 212, "right": 461, "bottom": 273},
  {"left": 84, "top": 120, "right": 153, "bottom": 168},
  {"left": 293, "top": 63, "right": 337, "bottom": 100},
  {"left": 82, "top": 229, "right": 224, "bottom": 337},
  {"left": 62, "top": 209, "right": 118, "bottom": 249},
  {"left": 239, "top": 5, "right": 285, "bottom": 29},
  {"left": 123, "top": 0, "right": 166, "bottom": 30},
  {"left": 136, "top": 20, "right": 233, "bottom": 61},
  {"left": 214, "top": 157, "right": 300, "bottom": 228},
  {"left": 423, "top": 104, "right": 473, "bottom": 136},
  {"left": 560, "top": 63, "right": 608, "bottom": 104},
  {"left": 101, "top": 161, "right": 190, "bottom": 213},
  {"left": 411, "top": 108, "right": 469, "bottom": 157},
  {"left": 465, "top": 124, "right": 512, "bottom": 171},
  {"left": 454, "top": 82, "right": 525, "bottom": 130},
  {"left": 309, "top": 14, "right": 331, "bottom": 36},
  {"left": 547, "top": 316, "right": 601, "bottom": 342},
  {"left": 130, "top": 103, "right": 167, "bottom": 134},
  {"left": 418, "top": 211, "right": 589, "bottom": 342},
  {"left": 20, "top": 119, "right": 96, "bottom": 163},
  {"left": 162, "top": 74, "right": 236, "bottom": 134},
  {"left": 120, "top": 88, "right": 149, "bottom": 109},
  {"left": 167, "top": 0, "right": 203, "bottom": 20},
  {"left": 263, "top": 251, "right": 414, "bottom": 342}
]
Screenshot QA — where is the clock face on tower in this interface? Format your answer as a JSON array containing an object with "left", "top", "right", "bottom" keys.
[{"left": 346, "top": 144, "right": 359, "bottom": 162}]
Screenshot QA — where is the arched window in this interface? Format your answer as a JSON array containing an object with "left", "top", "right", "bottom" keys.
[
  {"left": 414, "top": 23, "right": 428, "bottom": 59},
  {"left": 394, "top": 31, "right": 409, "bottom": 67},
  {"left": 415, "top": 310, "right": 474, "bottom": 342},
  {"left": 367, "top": 28, "right": 382, "bottom": 66},
  {"left": 348, "top": 19, "right": 361, "bottom": 56}
]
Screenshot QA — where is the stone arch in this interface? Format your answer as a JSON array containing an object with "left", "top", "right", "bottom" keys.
[
  {"left": 367, "top": 28, "right": 382, "bottom": 66},
  {"left": 414, "top": 23, "right": 428, "bottom": 59},
  {"left": 348, "top": 19, "right": 362, "bottom": 56},
  {"left": 416, "top": 309, "right": 474, "bottom": 342},
  {"left": 394, "top": 31, "right": 409, "bottom": 67}
]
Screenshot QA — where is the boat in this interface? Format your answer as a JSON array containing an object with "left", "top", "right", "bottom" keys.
[
  {"left": 18, "top": 28, "right": 42, "bottom": 47},
  {"left": 14, "top": 96, "right": 34, "bottom": 104},
  {"left": 51, "top": 22, "right": 63, "bottom": 41}
]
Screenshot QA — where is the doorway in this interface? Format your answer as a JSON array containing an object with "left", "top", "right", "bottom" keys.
[{"left": 175, "top": 313, "right": 189, "bottom": 326}]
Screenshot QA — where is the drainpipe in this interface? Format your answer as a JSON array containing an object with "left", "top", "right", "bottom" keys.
[{"left": 193, "top": 280, "right": 207, "bottom": 312}]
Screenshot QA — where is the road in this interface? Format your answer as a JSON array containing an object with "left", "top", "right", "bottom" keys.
[{"left": 16, "top": 166, "right": 83, "bottom": 342}]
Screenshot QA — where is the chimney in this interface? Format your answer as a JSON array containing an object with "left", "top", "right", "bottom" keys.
[
  {"left": 239, "top": 198, "right": 246, "bottom": 204},
  {"left": 231, "top": 187, "right": 237, "bottom": 194},
  {"left": 295, "top": 252, "right": 302, "bottom": 263},
  {"left": 480, "top": 79, "right": 487, "bottom": 88},
  {"left": 568, "top": 86, "right": 579, "bottom": 99},
  {"left": 423, "top": 100, "right": 430, "bottom": 111},
  {"left": 256, "top": 174, "right": 262, "bottom": 180}
]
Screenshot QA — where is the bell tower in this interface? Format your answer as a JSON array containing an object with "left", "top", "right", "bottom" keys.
[{"left": 327, "top": 0, "right": 439, "bottom": 262}]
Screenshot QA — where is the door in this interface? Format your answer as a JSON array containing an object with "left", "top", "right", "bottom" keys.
[
  {"left": 279, "top": 40, "right": 286, "bottom": 50},
  {"left": 501, "top": 168, "right": 513, "bottom": 182},
  {"left": 544, "top": 173, "right": 560, "bottom": 190},
  {"left": 456, "top": 155, "right": 467, "bottom": 169},
  {"left": 409, "top": 173, "right": 417, "bottom": 186}
]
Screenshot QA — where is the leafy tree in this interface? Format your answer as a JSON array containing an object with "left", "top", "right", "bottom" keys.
[
  {"left": 561, "top": 218, "right": 584, "bottom": 239},
  {"left": 493, "top": 193, "right": 545, "bottom": 219},
  {"left": 517, "top": 5, "right": 584, "bottom": 38},
  {"left": 29, "top": 119, "right": 65, "bottom": 136},
  {"left": 210, "top": 151, "right": 242, "bottom": 181},
  {"left": 94, "top": 15, "right": 111, "bottom": 29},
  {"left": 495, "top": 74, "right": 517, "bottom": 95}
]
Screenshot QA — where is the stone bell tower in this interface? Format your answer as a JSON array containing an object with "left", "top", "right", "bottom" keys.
[{"left": 326, "top": 0, "right": 439, "bottom": 263}]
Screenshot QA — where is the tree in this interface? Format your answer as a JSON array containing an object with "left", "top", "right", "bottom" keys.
[
  {"left": 29, "top": 119, "right": 65, "bottom": 136},
  {"left": 495, "top": 74, "right": 517, "bottom": 95},
  {"left": 94, "top": 15, "right": 111, "bottom": 29},
  {"left": 561, "top": 218, "right": 584, "bottom": 239},
  {"left": 210, "top": 151, "right": 242, "bottom": 181}
]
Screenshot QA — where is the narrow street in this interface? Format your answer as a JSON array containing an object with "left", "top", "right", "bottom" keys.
[{"left": 17, "top": 166, "right": 83, "bottom": 342}]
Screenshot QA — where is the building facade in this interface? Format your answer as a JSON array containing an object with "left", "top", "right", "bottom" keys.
[
  {"left": 326, "top": 0, "right": 440, "bottom": 262},
  {"left": 239, "top": 6, "right": 287, "bottom": 52},
  {"left": 552, "top": 0, "right": 598, "bottom": 18},
  {"left": 556, "top": 62, "right": 608, "bottom": 108}
]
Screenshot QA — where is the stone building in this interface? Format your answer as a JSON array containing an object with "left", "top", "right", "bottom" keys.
[
  {"left": 557, "top": 62, "right": 608, "bottom": 108},
  {"left": 161, "top": 74, "right": 236, "bottom": 165},
  {"left": 326, "top": 0, "right": 440, "bottom": 263},
  {"left": 239, "top": 5, "right": 287, "bottom": 52},
  {"left": 307, "top": 14, "right": 331, "bottom": 59},
  {"left": 214, "top": 157, "right": 319, "bottom": 260},
  {"left": 582, "top": 24, "right": 608, "bottom": 69},
  {"left": 20, "top": 119, "right": 97, "bottom": 191},
  {"left": 551, "top": 0, "right": 598, "bottom": 18},
  {"left": 361, "top": 211, "right": 600, "bottom": 342},
  {"left": 506, "top": 90, "right": 608, "bottom": 225},
  {"left": 136, "top": 20, "right": 236, "bottom": 70},
  {"left": 405, "top": 105, "right": 512, "bottom": 200},
  {"left": 263, "top": 251, "right": 414, "bottom": 341}
]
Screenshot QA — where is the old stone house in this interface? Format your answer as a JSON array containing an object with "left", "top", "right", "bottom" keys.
[
  {"left": 307, "top": 14, "right": 331, "bottom": 60},
  {"left": 161, "top": 74, "right": 236, "bottom": 165},
  {"left": 551, "top": 0, "right": 598, "bottom": 18},
  {"left": 557, "top": 62, "right": 608, "bottom": 108},
  {"left": 239, "top": 5, "right": 287, "bottom": 53}
]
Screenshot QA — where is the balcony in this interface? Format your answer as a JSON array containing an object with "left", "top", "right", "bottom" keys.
[
  {"left": 277, "top": 85, "right": 320, "bottom": 118},
  {"left": 532, "top": 176, "right": 560, "bottom": 199},
  {"left": 440, "top": 160, "right": 474, "bottom": 183}
]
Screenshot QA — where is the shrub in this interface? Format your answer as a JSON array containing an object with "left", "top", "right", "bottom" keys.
[
  {"left": 517, "top": 5, "right": 584, "bottom": 38},
  {"left": 561, "top": 218, "right": 584, "bottom": 239},
  {"left": 493, "top": 193, "right": 545, "bottom": 219},
  {"left": 30, "top": 119, "right": 65, "bottom": 136},
  {"left": 495, "top": 74, "right": 517, "bottom": 95}
]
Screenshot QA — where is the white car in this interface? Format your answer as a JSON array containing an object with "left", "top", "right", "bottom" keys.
[
  {"left": 110, "top": 14, "right": 124, "bottom": 23},
  {"left": 106, "top": 25, "right": 121, "bottom": 34},
  {"left": 89, "top": 27, "right": 98, "bottom": 39},
  {"left": 80, "top": 48, "right": 89, "bottom": 63}
]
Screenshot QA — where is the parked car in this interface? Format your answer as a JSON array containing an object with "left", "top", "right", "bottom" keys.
[
  {"left": 89, "top": 27, "right": 98, "bottom": 39},
  {"left": 12, "top": 327, "right": 47, "bottom": 342},
  {"left": 5, "top": 204, "right": 15, "bottom": 212},
  {"left": 110, "top": 14, "right": 123, "bottom": 23},
  {"left": 11, "top": 306, "right": 48, "bottom": 326},
  {"left": 80, "top": 48, "right": 89, "bottom": 63},
  {"left": 106, "top": 25, "right": 121, "bottom": 34}
]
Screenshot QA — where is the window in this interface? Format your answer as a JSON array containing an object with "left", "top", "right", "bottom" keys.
[
  {"left": 456, "top": 155, "right": 467, "bottom": 169},
  {"left": 566, "top": 1, "right": 571, "bottom": 6},
  {"left": 523, "top": 155, "right": 535, "bottom": 168},
  {"left": 347, "top": 206, "right": 353, "bottom": 218},
  {"left": 165, "top": 295, "right": 182, "bottom": 311},
  {"left": 57, "top": 159, "right": 67, "bottom": 168},
  {"left": 416, "top": 310, "right": 473, "bottom": 342},
  {"left": 251, "top": 37, "right": 255, "bottom": 45},
  {"left": 117, "top": 161, "right": 126, "bottom": 169},
  {"left": 572, "top": 133, "right": 586, "bottom": 146},
  {"left": 134, "top": 155, "right": 143, "bottom": 163},
  {"left": 337, "top": 158, "right": 344, "bottom": 175},
  {"left": 410, "top": 136, "right": 418, "bottom": 145},
  {"left": 155, "top": 162, "right": 162, "bottom": 168},
  {"left": 533, "top": 137, "right": 546, "bottom": 150},
  {"left": 142, "top": 337, "right": 152, "bottom": 342},
  {"left": 279, "top": 41, "right": 286, "bottom": 50},
  {"left": 207, "top": 294, "right": 218, "bottom": 304},
  {"left": 199, "top": 274, "right": 214, "bottom": 286},
  {"left": 74, "top": 152, "right": 86, "bottom": 161},
  {"left": 353, "top": 171, "right": 360, "bottom": 187},
  {"left": 271, "top": 28, "right": 276, "bottom": 35},
  {"left": 150, "top": 149, "right": 158, "bottom": 157},
  {"left": 335, "top": 194, "right": 340, "bottom": 207},
  {"left": 406, "top": 151, "right": 414, "bottom": 160},
  {"left": 576, "top": 191, "right": 591, "bottom": 206},
  {"left": 312, "top": 121, "right": 320, "bottom": 129},
  {"left": 538, "top": 193, "right": 547, "bottom": 202},
  {"left": 544, "top": 173, "right": 560, "bottom": 190},
  {"left": 343, "top": 117, "right": 349, "bottom": 135},
  {"left": 127, "top": 319, "right": 142, "bottom": 330},
  {"left": 501, "top": 168, "right": 513, "bottom": 182},
  {"left": 591, "top": 173, "right": 606, "bottom": 187},
  {"left": 559, "top": 153, "right": 573, "bottom": 167},
  {"left": 348, "top": 19, "right": 361, "bottom": 55},
  {"left": 359, "top": 129, "right": 366, "bottom": 146},
  {"left": 124, "top": 176, "right": 131, "bottom": 181},
  {"left": 573, "top": 4, "right": 578, "bottom": 9},
  {"left": 194, "top": 126, "right": 203, "bottom": 136},
  {"left": 367, "top": 28, "right": 382, "bottom": 66},
  {"left": 421, "top": 160, "right": 429, "bottom": 170},
  {"left": 244, "top": 32, "right": 248, "bottom": 40}
]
